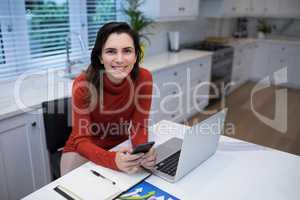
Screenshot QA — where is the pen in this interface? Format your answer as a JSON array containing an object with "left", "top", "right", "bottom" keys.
[{"left": 90, "top": 169, "right": 116, "bottom": 185}]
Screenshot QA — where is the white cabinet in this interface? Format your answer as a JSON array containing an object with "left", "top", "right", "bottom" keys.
[
  {"left": 250, "top": 41, "right": 300, "bottom": 89},
  {"left": 142, "top": 0, "right": 199, "bottom": 21},
  {"left": 268, "top": 43, "right": 300, "bottom": 88},
  {"left": 278, "top": 0, "right": 300, "bottom": 18},
  {"left": 0, "top": 111, "right": 51, "bottom": 200},
  {"left": 230, "top": 43, "right": 255, "bottom": 92},
  {"left": 263, "top": 0, "right": 280, "bottom": 16},
  {"left": 250, "top": 42, "right": 271, "bottom": 81},
  {"left": 150, "top": 56, "right": 211, "bottom": 124},
  {"left": 201, "top": 0, "right": 299, "bottom": 18}
]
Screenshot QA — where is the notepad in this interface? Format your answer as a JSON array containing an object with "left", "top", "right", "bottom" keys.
[{"left": 58, "top": 162, "right": 151, "bottom": 200}]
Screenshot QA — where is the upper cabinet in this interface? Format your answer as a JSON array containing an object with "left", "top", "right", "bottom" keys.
[
  {"left": 142, "top": 0, "right": 199, "bottom": 21},
  {"left": 201, "top": 0, "right": 300, "bottom": 18}
]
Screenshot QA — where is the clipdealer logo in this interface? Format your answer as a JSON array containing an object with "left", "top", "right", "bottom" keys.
[{"left": 250, "top": 67, "right": 288, "bottom": 133}]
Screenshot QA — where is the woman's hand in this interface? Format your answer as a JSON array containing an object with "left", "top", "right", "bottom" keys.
[
  {"left": 141, "top": 148, "right": 157, "bottom": 170},
  {"left": 115, "top": 147, "right": 144, "bottom": 174}
]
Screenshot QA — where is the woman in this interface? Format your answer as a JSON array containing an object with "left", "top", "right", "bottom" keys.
[{"left": 61, "top": 22, "right": 156, "bottom": 175}]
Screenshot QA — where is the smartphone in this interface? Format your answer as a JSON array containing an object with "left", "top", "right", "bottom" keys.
[{"left": 131, "top": 141, "right": 155, "bottom": 154}]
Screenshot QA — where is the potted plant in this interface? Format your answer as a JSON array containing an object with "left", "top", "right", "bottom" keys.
[
  {"left": 122, "top": 0, "right": 154, "bottom": 60},
  {"left": 256, "top": 19, "right": 272, "bottom": 39}
]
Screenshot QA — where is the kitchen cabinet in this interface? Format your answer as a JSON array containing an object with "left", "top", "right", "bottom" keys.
[
  {"left": 278, "top": 0, "right": 300, "bottom": 18},
  {"left": 263, "top": 0, "right": 280, "bottom": 17},
  {"left": 230, "top": 43, "right": 255, "bottom": 92},
  {"left": 250, "top": 42, "right": 271, "bottom": 81},
  {"left": 249, "top": 41, "right": 300, "bottom": 89},
  {"left": 268, "top": 43, "right": 300, "bottom": 88},
  {"left": 201, "top": 0, "right": 299, "bottom": 18},
  {"left": 0, "top": 111, "right": 51, "bottom": 200},
  {"left": 150, "top": 57, "right": 211, "bottom": 124},
  {"left": 142, "top": 0, "right": 199, "bottom": 21}
]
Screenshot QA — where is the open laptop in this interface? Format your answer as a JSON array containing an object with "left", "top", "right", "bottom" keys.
[{"left": 151, "top": 109, "right": 227, "bottom": 182}]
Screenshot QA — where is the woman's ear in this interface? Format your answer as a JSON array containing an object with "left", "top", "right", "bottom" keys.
[{"left": 99, "top": 56, "right": 103, "bottom": 64}]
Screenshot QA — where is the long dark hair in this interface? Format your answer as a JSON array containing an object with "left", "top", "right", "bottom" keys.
[{"left": 86, "top": 22, "right": 142, "bottom": 93}]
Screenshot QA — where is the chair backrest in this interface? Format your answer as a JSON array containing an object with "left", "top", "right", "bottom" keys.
[{"left": 42, "top": 97, "right": 72, "bottom": 154}]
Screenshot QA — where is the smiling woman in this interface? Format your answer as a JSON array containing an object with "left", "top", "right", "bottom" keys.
[{"left": 61, "top": 22, "right": 156, "bottom": 176}]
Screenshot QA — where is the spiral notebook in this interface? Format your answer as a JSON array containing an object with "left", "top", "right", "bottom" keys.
[{"left": 54, "top": 162, "right": 151, "bottom": 200}]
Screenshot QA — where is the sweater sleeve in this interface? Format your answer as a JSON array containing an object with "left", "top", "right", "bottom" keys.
[
  {"left": 130, "top": 69, "right": 153, "bottom": 147},
  {"left": 71, "top": 76, "right": 118, "bottom": 170}
]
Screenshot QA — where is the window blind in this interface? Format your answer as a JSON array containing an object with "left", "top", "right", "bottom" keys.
[
  {"left": 0, "top": 26, "right": 5, "bottom": 65},
  {"left": 87, "top": 0, "right": 117, "bottom": 48},
  {"left": 0, "top": 0, "right": 118, "bottom": 81}
]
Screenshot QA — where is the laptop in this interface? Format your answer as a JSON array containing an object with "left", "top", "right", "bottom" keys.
[{"left": 151, "top": 109, "right": 227, "bottom": 182}]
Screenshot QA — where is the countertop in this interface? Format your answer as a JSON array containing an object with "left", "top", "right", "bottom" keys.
[{"left": 0, "top": 49, "right": 212, "bottom": 121}]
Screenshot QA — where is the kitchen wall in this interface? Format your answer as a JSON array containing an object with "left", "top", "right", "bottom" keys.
[
  {"left": 145, "top": 17, "right": 235, "bottom": 57},
  {"left": 247, "top": 18, "right": 300, "bottom": 38}
]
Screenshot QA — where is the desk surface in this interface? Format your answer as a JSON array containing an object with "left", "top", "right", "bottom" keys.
[{"left": 23, "top": 120, "right": 300, "bottom": 200}]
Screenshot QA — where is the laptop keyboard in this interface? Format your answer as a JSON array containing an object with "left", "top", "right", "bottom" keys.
[{"left": 156, "top": 150, "right": 181, "bottom": 177}]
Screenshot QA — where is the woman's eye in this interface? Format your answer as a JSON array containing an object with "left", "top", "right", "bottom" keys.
[
  {"left": 106, "top": 50, "right": 115, "bottom": 54},
  {"left": 124, "top": 49, "right": 133, "bottom": 54}
]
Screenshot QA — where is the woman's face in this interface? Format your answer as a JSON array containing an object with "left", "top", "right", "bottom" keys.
[{"left": 100, "top": 32, "right": 137, "bottom": 84}]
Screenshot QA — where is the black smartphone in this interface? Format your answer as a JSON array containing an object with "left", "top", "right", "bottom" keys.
[{"left": 131, "top": 141, "right": 155, "bottom": 154}]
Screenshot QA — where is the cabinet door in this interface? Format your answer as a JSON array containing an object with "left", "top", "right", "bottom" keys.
[
  {"left": 250, "top": 42, "right": 270, "bottom": 80},
  {"left": 0, "top": 113, "right": 50, "bottom": 200},
  {"left": 239, "top": 0, "right": 251, "bottom": 15},
  {"left": 159, "top": 0, "right": 179, "bottom": 18},
  {"left": 264, "top": 0, "right": 279, "bottom": 16},
  {"left": 177, "top": 0, "right": 199, "bottom": 17},
  {"left": 278, "top": 0, "right": 300, "bottom": 17},
  {"left": 250, "top": 0, "right": 265, "bottom": 16},
  {"left": 223, "top": 0, "right": 241, "bottom": 16},
  {"left": 0, "top": 150, "right": 9, "bottom": 200},
  {"left": 287, "top": 53, "right": 300, "bottom": 88},
  {"left": 0, "top": 115, "right": 35, "bottom": 200}
]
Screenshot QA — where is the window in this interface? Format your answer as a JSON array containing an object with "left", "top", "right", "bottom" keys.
[
  {"left": 25, "top": 0, "right": 69, "bottom": 58},
  {"left": 0, "top": 0, "right": 120, "bottom": 80},
  {"left": 87, "top": 0, "right": 117, "bottom": 48},
  {"left": 0, "top": 26, "right": 5, "bottom": 65}
]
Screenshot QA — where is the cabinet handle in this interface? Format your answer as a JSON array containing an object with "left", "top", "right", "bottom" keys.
[
  {"left": 173, "top": 72, "right": 178, "bottom": 76},
  {"left": 281, "top": 47, "right": 285, "bottom": 51},
  {"left": 171, "top": 114, "right": 176, "bottom": 118},
  {"left": 172, "top": 91, "right": 177, "bottom": 95},
  {"left": 199, "top": 63, "right": 203, "bottom": 67},
  {"left": 31, "top": 122, "right": 37, "bottom": 127}
]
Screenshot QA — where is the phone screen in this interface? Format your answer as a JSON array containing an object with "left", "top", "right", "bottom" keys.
[{"left": 131, "top": 141, "right": 155, "bottom": 154}]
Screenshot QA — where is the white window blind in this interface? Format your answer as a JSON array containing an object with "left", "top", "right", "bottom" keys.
[
  {"left": 87, "top": 0, "right": 117, "bottom": 48},
  {"left": 0, "top": 0, "right": 118, "bottom": 81},
  {"left": 0, "top": 27, "right": 5, "bottom": 65}
]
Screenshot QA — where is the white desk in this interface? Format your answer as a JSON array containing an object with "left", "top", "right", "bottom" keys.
[{"left": 23, "top": 120, "right": 300, "bottom": 200}]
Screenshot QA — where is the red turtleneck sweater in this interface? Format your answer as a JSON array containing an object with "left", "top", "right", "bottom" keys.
[{"left": 63, "top": 68, "right": 153, "bottom": 170}]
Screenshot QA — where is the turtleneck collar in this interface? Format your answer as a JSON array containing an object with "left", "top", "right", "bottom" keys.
[{"left": 103, "top": 73, "right": 133, "bottom": 94}]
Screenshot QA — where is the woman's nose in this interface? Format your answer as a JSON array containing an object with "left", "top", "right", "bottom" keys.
[{"left": 114, "top": 52, "right": 124, "bottom": 63}]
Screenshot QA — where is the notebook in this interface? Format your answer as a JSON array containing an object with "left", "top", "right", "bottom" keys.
[{"left": 54, "top": 162, "right": 151, "bottom": 200}]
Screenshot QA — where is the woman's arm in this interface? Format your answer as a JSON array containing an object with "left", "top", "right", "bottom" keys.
[{"left": 71, "top": 76, "right": 119, "bottom": 169}]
